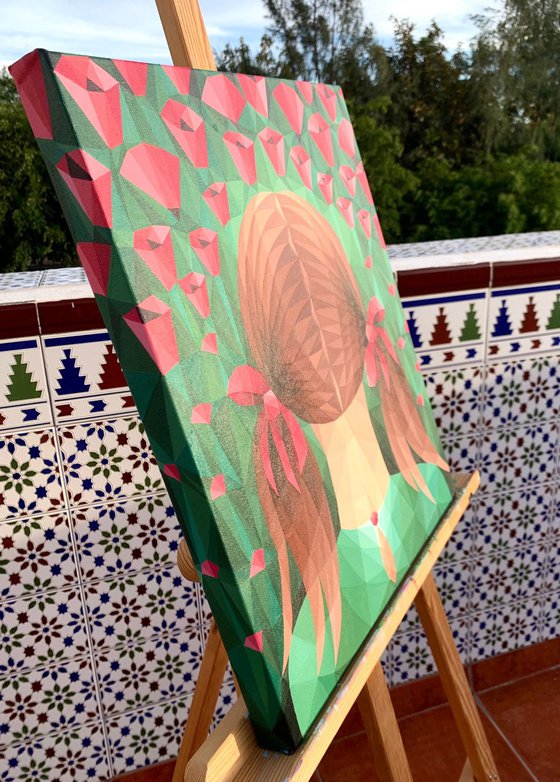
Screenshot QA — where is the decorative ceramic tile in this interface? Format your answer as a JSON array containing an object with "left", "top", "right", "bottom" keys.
[
  {"left": 85, "top": 567, "right": 199, "bottom": 652},
  {"left": 95, "top": 628, "right": 201, "bottom": 717},
  {"left": 469, "top": 543, "right": 548, "bottom": 615},
  {"left": 477, "top": 422, "right": 558, "bottom": 495},
  {"left": 472, "top": 486, "right": 555, "bottom": 556},
  {"left": 488, "top": 282, "right": 560, "bottom": 359},
  {"left": 389, "top": 618, "right": 474, "bottom": 684},
  {"left": 0, "top": 271, "right": 44, "bottom": 291},
  {"left": 0, "top": 511, "right": 76, "bottom": 601},
  {"left": 0, "top": 338, "right": 52, "bottom": 431},
  {"left": 423, "top": 365, "right": 484, "bottom": 438},
  {"left": 394, "top": 603, "right": 421, "bottom": 638},
  {"left": 0, "top": 588, "right": 89, "bottom": 675},
  {"left": 433, "top": 560, "right": 473, "bottom": 621},
  {"left": 402, "top": 290, "right": 488, "bottom": 369},
  {"left": 72, "top": 493, "right": 181, "bottom": 582},
  {"left": 0, "top": 429, "right": 64, "bottom": 521},
  {"left": 440, "top": 432, "right": 479, "bottom": 476},
  {"left": 211, "top": 676, "right": 238, "bottom": 729},
  {"left": 42, "top": 330, "right": 135, "bottom": 423},
  {"left": 389, "top": 230, "right": 560, "bottom": 259},
  {"left": 481, "top": 355, "right": 560, "bottom": 428},
  {"left": 470, "top": 599, "right": 542, "bottom": 662},
  {"left": 0, "top": 658, "right": 101, "bottom": 745},
  {"left": 107, "top": 695, "right": 192, "bottom": 775},
  {"left": 537, "top": 589, "right": 560, "bottom": 640},
  {"left": 57, "top": 416, "right": 161, "bottom": 506},
  {"left": 2, "top": 721, "right": 109, "bottom": 782},
  {"left": 41, "top": 267, "right": 88, "bottom": 286},
  {"left": 436, "top": 499, "right": 477, "bottom": 565}
]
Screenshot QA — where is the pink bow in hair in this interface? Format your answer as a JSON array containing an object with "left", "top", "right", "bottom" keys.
[{"left": 228, "top": 365, "right": 308, "bottom": 495}]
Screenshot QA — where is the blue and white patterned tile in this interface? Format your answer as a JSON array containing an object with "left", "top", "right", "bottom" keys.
[
  {"left": 402, "top": 290, "right": 488, "bottom": 370},
  {"left": 0, "top": 511, "right": 77, "bottom": 601},
  {"left": 433, "top": 560, "right": 473, "bottom": 621},
  {"left": 0, "top": 658, "right": 101, "bottom": 746},
  {"left": 42, "top": 330, "right": 135, "bottom": 424},
  {"left": 0, "top": 588, "right": 89, "bottom": 676},
  {"left": 0, "top": 429, "right": 64, "bottom": 521},
  {"left": 469, "top": 542, "right": 548, "bottom": 615},
  {"left": 472, "top": 486, "right": 555, "bottom": 557},
  {"left": 537, "top": 589, "right": 560, "bottom": 640},
  {"left": 470, "top": 598, "right": 542, "bottom": 663},
  {"left": 95, "top": 628, "right": 201, "bottom": 717},
  {"left": 440, "top": 432, "right": 480, "bottom": 476},
  {"left": 477, "top": 422, "right": 558, "bottom": 496},
  {"left": 57, "top": 416, "right": 161, "bottom": 507},
  {"left": 488, "top": 282, "right": 560, "bottom": 360},
  {"left": 2, "top": 721, "right": 109, "bottom": 782},
  {"left": 481, "top": 355, "right": 560, "bottom": 428},
  {"left": 72, "top": 493, "right": 180, "bottom": 583},
  {"left": 424, "top": 364, "right": 484, "bottom": 438},
  {"left": 211, "top": 676, "right": 238, "bottom": 730},
  {"left": 0, "top": 337, "right": 52, "bottom": 431},
  {"left": 390, "top": 616, "right": 471, "bottom": 684},
  {"left": 85, "top": 567, "right": 199, "bottom": 652},
  {"left": 437, "top": 499, "right": 477, "bottom": 565},
  {"left": 41, "top": 268, "right": 88, "bottom": 286},
  {"left": 0, "top": 270, "right": 44, "bottom": 291},
  {"left": 107, "top": 695, "right": 191, "bottom": 775}
]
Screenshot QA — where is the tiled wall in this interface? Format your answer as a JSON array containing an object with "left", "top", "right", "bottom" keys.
[
  {"left": 0, "top": 246, "right": 559, "bottom": 781},
  {"left": 0, "top": 300, "right": 236, "bottom": 781},
  {"left": 386, "top": 257, "right": 560, "bottom": 686}
]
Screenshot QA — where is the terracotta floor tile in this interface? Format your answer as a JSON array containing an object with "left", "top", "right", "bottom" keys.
[
  {"left": 113, "top": 758, "right": 175, "bottom": 781},
  {"left": 390, "top": 672, "right": 447, "bottom": 720},
  {"left": 320, "top": 704, "right": 534, "bottom": 782},
  {"left": 472, "top": 638, "right": 560, "bottom": 692},
  {"left": 319, "top": 730, "right": 381, "bottom": 782},
  {"left": 480, "top": 667, "right": 560, "bottom": 782}
]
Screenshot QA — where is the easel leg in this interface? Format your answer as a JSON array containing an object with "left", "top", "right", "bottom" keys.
[
  {"left": 172, "top": 619, "right": 229, "bottom": 782},
  {"left": 415, "top": 574, "right": 500, "bottom": 782},
  {"left": 357, "top": 662, "right": 414, "bottom": 782}
]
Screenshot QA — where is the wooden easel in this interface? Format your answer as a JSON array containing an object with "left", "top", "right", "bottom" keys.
[{"left": 154, "top": 3, "right": 501, "bottom": 780}]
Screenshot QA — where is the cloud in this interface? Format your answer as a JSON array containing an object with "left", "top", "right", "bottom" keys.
[{"left": 1, "top": 0, "right": 489, "bottom": 70}]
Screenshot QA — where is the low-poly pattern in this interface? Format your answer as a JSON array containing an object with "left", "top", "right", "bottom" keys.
[{"left": 10, "top": 50, "right": 454, "bottom": 751}]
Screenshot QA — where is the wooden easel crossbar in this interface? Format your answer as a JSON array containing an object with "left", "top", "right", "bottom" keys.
[{"left": 152, "top": 3, "right": 502, "bottom": 780}]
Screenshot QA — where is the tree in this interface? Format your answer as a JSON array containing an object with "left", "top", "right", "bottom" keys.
[
  {"left": 547, "top": 294, "right": 560, "bottom": 330},
  {"left": 386, "top": 21, "right": 481, "bottom": 169},
  {"left": 519, "top": 297, "right": 539, "bottom": 332},
  {"left": 471, "top": 0, "right": 560, "bottom": 159},
  {"left": 98, "top": 344, "right": 126, "bottom": 389},
  {"left": 0, "top": 69, "right": 74, "bottom": 272},
  {"left": 492, "top": 301, "right": 513, "bottom": 337},
  {"left": 263, "top": 0, "right": 387, "bottom": 95},
  {"left": 460, "top": 304, "right": 481, "bottom": 342},
  {"left": 5, "top": 354, "right": 42, "bottom": 401},
  {"left": 56, "top": 349, "right": 90, "bottom": 395}
]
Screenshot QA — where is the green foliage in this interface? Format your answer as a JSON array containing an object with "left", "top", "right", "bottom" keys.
[
  {"left": 4, "top": 0, "right": 560, "bottom": 271},
  {"left": 0, "top": 68, "right": 73, "bottom": 272}
]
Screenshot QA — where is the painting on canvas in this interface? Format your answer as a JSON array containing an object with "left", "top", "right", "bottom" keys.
[{"left": 11, "top": 50, "right": 453, "bottom": 751}]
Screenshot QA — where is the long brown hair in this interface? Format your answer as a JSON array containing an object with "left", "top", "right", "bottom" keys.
[{"left": 236, "top": 191, "right": 367, "bottom": 671}]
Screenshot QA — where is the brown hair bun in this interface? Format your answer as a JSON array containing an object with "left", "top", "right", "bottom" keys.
[{"left": 238, "top": 191, "right": 365, "bottom": 424}]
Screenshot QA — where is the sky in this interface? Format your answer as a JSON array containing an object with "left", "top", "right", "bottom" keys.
[{"left": 0, "top": 0, "right": 490, "bottom": 70}]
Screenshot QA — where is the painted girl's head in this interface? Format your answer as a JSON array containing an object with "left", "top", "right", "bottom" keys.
[{"left": 238, "top": 191, "right": 365, "bottom": 424}]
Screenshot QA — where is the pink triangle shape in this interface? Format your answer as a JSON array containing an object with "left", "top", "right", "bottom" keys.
[
  {"left": 245, "top": 631, "right": 263, "bottom": 652},
  {"left": 250, "top": 548, "right": 265, "bottom": 577}
]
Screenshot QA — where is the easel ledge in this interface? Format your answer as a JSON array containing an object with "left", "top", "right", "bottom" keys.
[{"left": 182, "top": 472, "right": 496, "bottom": 782}]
